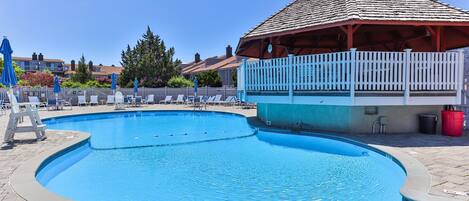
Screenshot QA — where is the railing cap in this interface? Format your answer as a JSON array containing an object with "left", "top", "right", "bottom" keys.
[{"left": 404, "top": 49, "right": 412, "bottom": 52}]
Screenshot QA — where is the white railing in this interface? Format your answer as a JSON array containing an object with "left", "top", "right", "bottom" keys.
[{"left": 240, "top": 49, "right": 464, "bottom": 97}]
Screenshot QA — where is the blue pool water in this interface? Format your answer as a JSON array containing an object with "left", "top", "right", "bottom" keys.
[{"left": 38, "top": 111, "right": 406, "bottom": 201}]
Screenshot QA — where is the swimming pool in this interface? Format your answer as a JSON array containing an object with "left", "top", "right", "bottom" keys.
[{"left": 38, "top": 111, "right": 406, "bottom": 201}]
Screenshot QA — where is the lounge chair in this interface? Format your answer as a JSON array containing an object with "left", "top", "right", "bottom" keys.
[
  {"left": 205, "top": 96, "right": 215, "bottom": 104},
  {"left": 28, "top": 96, "right": 46, "bottom": 108},
  {"left": 2, "top": 91, "right": 46, "bottom": 148},
  {"left": 159, "top": 96, "right": 172, "bottom": 104},
  {"left": 135, "top": 96, "right": 143, "bottom": 106},
  {"left": 172, "top": 94, "right": 185, "bottom": 104},
  {"left": 144, "top": 94, "right": 155, "bottom": 104},
  {"left": 125, "top": 95, "right": 134, "bottom": 105},
  {"left": 219, "top": 96, "right": 236, "bottom": 105},
  {"left": 90, "top": 95, "right": 99, "bottom": 106},
  {"left": 106, "top": 95, "right": 115, "bottom": 105},
  {"left": 207, "top": 95, "right": 222, "bottom": 105},
  {"left": 0, "top": 100, "right": 5, "bottom": 116},
  {"left": 78, "top": 96, "right": 87, "bottom": 106},
  {"left": 115, "top": 91, "right": 125, "bottom": 110}
]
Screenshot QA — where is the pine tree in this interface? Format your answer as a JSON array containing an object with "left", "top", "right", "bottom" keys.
[
  {"left": 119, "top": 26, "right": 182, "bottom": 87},
  {"left": 72, "top": 55, "right": 92, "bottom": 83}
]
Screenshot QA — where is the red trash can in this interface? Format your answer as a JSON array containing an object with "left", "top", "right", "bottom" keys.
[{"left": 441, "top": 110, "right": 464, "bottom": 137}]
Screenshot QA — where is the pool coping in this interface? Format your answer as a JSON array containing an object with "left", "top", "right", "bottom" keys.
[{"left": 9, "top": 109, "right": 458, "bottom": 201}]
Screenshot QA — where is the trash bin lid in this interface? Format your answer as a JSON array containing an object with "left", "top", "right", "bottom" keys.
[{"left": 420, "top": 114, "right": 437, "bottom": 118}]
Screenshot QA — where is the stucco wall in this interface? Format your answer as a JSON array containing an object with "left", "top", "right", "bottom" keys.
[{"left": 257, "top": 103, "right": 444, "bottom": 134}]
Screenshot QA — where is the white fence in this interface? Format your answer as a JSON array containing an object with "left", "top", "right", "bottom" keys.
[
  {"left": 241, "top": 49, "right": 464, "bottom": 95},
  {"left": 0, "top": 87, "right": 237, "bottom": 105}
]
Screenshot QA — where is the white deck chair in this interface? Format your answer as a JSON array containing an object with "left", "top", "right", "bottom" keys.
[
  {"left": 145, "top": 94, "right": 155, "bottom": 104},
  {"left": 220, "top": 96, "right": 235, "bottom": 105},
  {"left": 89, "top": 95, "right": 99, "bottom": 105},
  {"left": 78, "top": 96, "right": 87, "bottom": 106},
  {"left": 159, "top": 96, "right": 172, "bottom": 104},
  {"left": 28, "top": 96, "right": 45, "bottom": 108},
  {"left": 209, "top": 95, "right": 222, "bottom": 105},
  {"left": 115, "top": 91, "right": 125, "bottom": 110},
  {"left": 3, "top": 91, "right": 46, "bottom": 148},
  {"left": 172, "top": 94, "right": 185, "bottom": 104},
  {"left": 106, "top": 95, "right": 115, "bottom": 104},
  {"left": 205, "top": 96, "right": 215, "bottom": 104}
]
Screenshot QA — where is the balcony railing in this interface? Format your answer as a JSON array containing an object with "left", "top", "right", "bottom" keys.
[{"left": 238, "top": 49, "right": 464, "bottom": 105}]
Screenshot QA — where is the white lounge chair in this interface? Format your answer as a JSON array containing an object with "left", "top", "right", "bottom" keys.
[
  {"left": 3, "top": 91, "right": 46, "bottom": 148},
  {"left": 160, "top": 96, "right": 172, "bottom": 104},
  {"left": 115, "top": 91, "right": 125, "bottom": 110},
  {"left": 219, "top": 96, "right": 236, "bottom": 105},
  {"left": 78, "top": 96, "right": 87, "bottom": 106},
  {"left": 106, "top": 95, "right": 115, "bottom": 105},
  {"left": 172, "top": 94, "right": 185, "bottom": 104},
  {"left": 205, "top": 96, "right": 215, "bottom": 104},
  {"left": 90, "top": 95, "right": 99, "bottom": 106},
  {"left": 207, "top": 95, "right": 222, "bottom": 105},
  {"left": 145, "top": 94, "right": 155, "bottom": 104},
  {"left": 28, "top": 96, "right": 45, "bottom": 108}
]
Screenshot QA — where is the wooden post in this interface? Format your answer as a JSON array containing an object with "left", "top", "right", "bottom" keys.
[
  {"left": 242, "top": 59, "right": 247, "bottom": 101},
  {"left": 288, "top": 54, "right": 294, "bottom": 103},
  {"left": 347, "top": 25, "right": 354, "bottom": 49},
  {"left": 404, "top": 49, "right": 412, "bottom": 105},
  {"left": 350, "top": 48, "right": 357, "bottom": 104},
  {"left": 457, "top": 49, "right": 464, "bottom": 104}
]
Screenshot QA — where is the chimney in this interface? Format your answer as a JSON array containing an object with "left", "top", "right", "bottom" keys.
[
  {"left": 226, "top": 45, "right": 233, "bottom": 58},
  {"left": 88, "top": 61, "right": 94, "bottom": 72},
  {"left": 38, "top": 53, "right": 44, "bottom": 61},
  {"left": 32, "top": 52, "right": 37, "bottom": 60},
  {"left": 71, "top": 60, "right": 76, "bottom": 71},
  {"left": 195, "top": 53, "right": 201, "bottom": 63}
]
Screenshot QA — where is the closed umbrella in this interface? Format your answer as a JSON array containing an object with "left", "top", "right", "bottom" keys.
[
  {"left": 53, "top": 76, "right": 61, "bottom": 106},
  {"left": 194, "top": 77, "right": 198, "bottom": 98},
  {"left": 111, "top": 73, "right": 117, "bottom": 94},
  {"left": 0, "top": 37, "right": 17, "bottom": 88},
  {"left": 133, "top": 78, "right": 138, "bottom": 97}
]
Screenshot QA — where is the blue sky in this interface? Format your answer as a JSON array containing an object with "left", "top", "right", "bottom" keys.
[{"left": 0, "top": 0, "right": 468, "bottom": 66}]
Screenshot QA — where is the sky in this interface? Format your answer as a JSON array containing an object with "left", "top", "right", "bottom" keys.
[{"left": 0, "top": 0, "right": 468, "bottom": 66}]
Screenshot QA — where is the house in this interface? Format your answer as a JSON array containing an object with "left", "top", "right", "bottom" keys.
[
  {"left": 64, "top": 60, "right": 122, "bottom": 80},
  {"left": 236, "top": 0, "right": 469, "bottom": 134},
  {"left": 182, "top": 45, "right": 244, "bottom": 86},
  {"left": 13, "top": 53, "right": 65, "bottom": 75}
]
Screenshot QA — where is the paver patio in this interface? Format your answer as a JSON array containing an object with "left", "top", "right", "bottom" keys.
[{"left": 0, "top": 105, "right": 467, "bottom": 201}]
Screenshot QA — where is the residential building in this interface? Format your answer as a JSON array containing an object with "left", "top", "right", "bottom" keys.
[
  {"left": 13, "top": 53, "right": 65, "bottom": 75},
  {"left": 182, "top": 45, "right": 244, "bottom": 86},
  {"left": 236, "top": 0, "right": 469, "bottom": 134},
  {"left": 64, "top": 60, "right": 123, "bottom": 80}
]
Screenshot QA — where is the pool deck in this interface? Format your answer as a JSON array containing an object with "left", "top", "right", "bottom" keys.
[{"left": 0, "top": 104, "right": 468, "bottom": 201}]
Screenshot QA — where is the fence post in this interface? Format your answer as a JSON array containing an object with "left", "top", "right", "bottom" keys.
[
  {"left": 404, "top": 49, "right": 412, "bottom": 105},
  {"left": 457, "top": 49, "right": 465, "bottom": 104},
  {"left": 288, "top": 54, "right": 294, "bottom": 103},
  {"left": 350, "top": 48, "right": 357, "bottom": 104},
  {"left": 164, "top": 86, "right": 167, "bottom": 97},
  {"left": 242, "top": 59, "right": 247, "bottom": 102}
]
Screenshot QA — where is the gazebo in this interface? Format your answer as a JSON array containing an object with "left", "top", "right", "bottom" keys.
[
  {"left": 237, "top": 0, "right": 469, "bottom": 58},
  {"left": 235, "top": 0, "right": 469, "bottom": 134}
]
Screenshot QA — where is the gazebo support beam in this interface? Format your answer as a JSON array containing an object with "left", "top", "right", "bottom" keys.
[{"left": 340, "top": 25, "right": 360, "bottom": 49}]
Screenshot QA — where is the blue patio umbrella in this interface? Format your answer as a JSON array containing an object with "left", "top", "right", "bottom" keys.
[
  {"left": 0, "top": 37, "right": 17, "bottom": 88},
  {"left": 111, "top": 73, "right": 117, "bottom": 94},
  {"left": 194, "top": 77, "right": 198, "bottom": 95},
  {"left": 133, "top": 78, "right": 138, "bottom": 96},
  {"left": 53, "top": 76, "right": 61, "bottom": 106}
]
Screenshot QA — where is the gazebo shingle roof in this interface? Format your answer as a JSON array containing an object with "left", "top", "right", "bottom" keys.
[{"left": 244, "top": 0, "right": 469, "bottom": 39}]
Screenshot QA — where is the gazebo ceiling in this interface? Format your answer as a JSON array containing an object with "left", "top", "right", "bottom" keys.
[{"left": 237, "top": 0, "right": 469, "bottom": 58}]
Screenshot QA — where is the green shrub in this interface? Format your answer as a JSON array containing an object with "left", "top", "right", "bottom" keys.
[
  {"left": 197, "top": 70, "right": 222, "bottom": 87},
  {"left": 167, "top": 76, "right": 193, "bottom": 88}
]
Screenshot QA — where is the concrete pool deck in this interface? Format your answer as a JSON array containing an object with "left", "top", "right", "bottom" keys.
[{"left": 0, "top": 104, "right": 467, "bottom": 201}]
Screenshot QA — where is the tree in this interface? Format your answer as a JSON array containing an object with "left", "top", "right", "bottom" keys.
[
  {"left": 0, "top": 57, "right": 24, "bottom": 80},
  {"left": 20, "top": 71, "right": 54, "bottom": 87},
  {"left": 72, "top": 55, "right": 92, "bottom": 83},
  {"left": 120, "top": 26, "right": 182, "bottom": 87},
  {"left": 167, "top": 76, "right": 193, "bottom": 88},
  {"left": 197, "top": 70, "right": 222, "bottom": 87}
]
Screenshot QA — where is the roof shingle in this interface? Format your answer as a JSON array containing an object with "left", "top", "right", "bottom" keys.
[{"left": 244, "top": 0, "right": 469, "bottom": 39}]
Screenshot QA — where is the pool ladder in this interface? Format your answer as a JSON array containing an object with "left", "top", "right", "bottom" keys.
[{"left": 372, "top": 116, "right": 388, "bottom": 134}]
